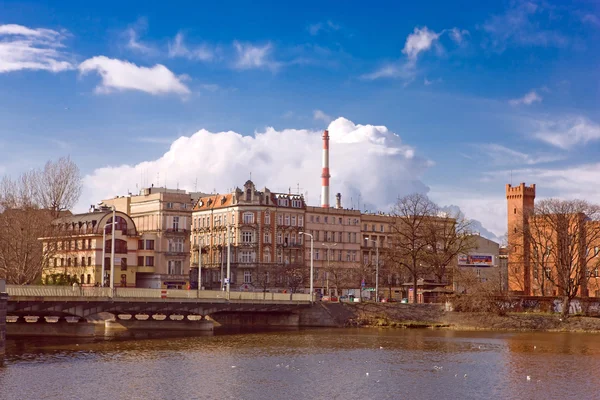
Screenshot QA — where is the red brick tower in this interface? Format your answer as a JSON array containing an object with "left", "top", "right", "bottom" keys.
[{"left": 506, "top": 183, "right": 536, "bottom": 295}]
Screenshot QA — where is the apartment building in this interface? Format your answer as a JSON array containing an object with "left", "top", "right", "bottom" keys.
[{"left": 101, "top": 186, "right": 205, "bottom": 289}]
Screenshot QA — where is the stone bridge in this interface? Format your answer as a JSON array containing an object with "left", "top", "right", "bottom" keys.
[{"left": 3, "top": 285, "right": 332, "bottom": 337}]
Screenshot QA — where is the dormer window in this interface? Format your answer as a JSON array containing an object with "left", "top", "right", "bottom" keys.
[{"left": 246, "top": 189, "right": 252, "bottom": 201}]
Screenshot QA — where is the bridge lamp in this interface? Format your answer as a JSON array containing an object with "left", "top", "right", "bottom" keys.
[
  {"left": 299, "top": 232, "right": 314, "bottom": 303},
  {"left": 100, "top": 209, "right": 118, "bottom": 289},
  {"left": 364, "top": 237, "right": 379, "bottom": 302}
]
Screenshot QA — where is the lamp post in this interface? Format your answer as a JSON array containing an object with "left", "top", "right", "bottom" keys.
[
  {"left": 299, "top": 232, "right": 314, "bottom": 302},
  {"left": 322, "top": 242, "right": 337, "bottom": 297},
  {"left": 197, "top": 244, "right": 202, "bottom": 294},
  {"left": 100, "top": 212, "right": 117, "bottom": 288},
  {"left": 226, "top": 225, "right": 232, "bottom": 298},
  {"left": 365, "top": 237, "right": 379, "bottom": 302}
]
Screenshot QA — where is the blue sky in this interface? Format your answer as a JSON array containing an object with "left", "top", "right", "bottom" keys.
[{"left": 0, "top": 0, "right": 599, "bottom": 239}]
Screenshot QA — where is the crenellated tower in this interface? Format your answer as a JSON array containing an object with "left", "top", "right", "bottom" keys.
[{"left": 506, "top": 182, "right": 536, "bottom": 295}]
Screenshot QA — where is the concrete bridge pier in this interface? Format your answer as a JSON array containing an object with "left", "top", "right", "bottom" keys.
[{"left": 0, "top": 280, "right": 7, "bottom": 365}]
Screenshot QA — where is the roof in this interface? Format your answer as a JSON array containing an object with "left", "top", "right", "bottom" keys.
[
  {"left": 54, "top": 210, "right": 113, "bottom": 225},
  {"left": 194, "top": 194, "right": 234, "bottom": 211}
]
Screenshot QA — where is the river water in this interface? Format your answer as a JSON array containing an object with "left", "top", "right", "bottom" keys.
[{"left": 1, "top": 328, "right": 600, "bottom": 400}]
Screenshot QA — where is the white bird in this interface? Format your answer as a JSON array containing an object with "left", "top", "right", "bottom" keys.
[
  {"left": 366, "top": 372, "right": 369, "bottom": 376},
  {"left": 379, "top": 346, "right": 384, "bottom": 349},
  {"left": 455, "top": 374, "right": 458, "bottom": 377},
  {"left": 527, "top": 376, "right": 531, "bottom": 381},
  {"left": 534, "top": 346, "right": 537, "bottom": 349},
  {"left": 231, "top": 366, "right": 236, "bottom": 368},
  {"left": 285, "top": 365, "right": 289, "bottom": 369},
  {"left": 464, "top": 374, "right": 468, "bottom": 378},
  {"left": 276, "top": 364, "right": 280, "bottom": 368}
]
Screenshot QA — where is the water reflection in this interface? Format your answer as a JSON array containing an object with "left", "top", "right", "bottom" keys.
[{"left": 2, "top": 329, "right": 600, "bottom": 400}]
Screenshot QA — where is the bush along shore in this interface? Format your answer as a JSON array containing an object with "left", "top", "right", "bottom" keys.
[{"left": 335, "top": 302, "right": 600, "bottom": 332}]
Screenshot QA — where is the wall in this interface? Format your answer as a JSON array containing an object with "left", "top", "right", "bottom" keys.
[{"left": 0, "top": 280, "right": 6, "bottom": 364}]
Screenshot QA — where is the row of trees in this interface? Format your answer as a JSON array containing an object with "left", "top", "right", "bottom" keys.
[{"left": 0, "top": 157, "right": 82, "bottom": 284}]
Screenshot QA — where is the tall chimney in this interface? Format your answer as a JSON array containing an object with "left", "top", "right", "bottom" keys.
[
  {"left": 321, "top": 130, "right": 330, "bottom": 208},
  {"left": 336, "top": 193, "right": 342, "bottom": 209}
]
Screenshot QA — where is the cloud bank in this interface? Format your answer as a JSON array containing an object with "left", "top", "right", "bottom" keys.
[{"left": 82, "top": 117, "right": 431, "bottom": 214}]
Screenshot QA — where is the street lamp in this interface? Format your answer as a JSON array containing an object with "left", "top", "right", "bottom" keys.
[
  {"left": 197, "top": 243, "right": 203, "bottom": 294},
  {"left": 226, "top": 225, "right": 233, "bottom": 298},
  {"left": 322, "top": 242, "right": 337, "bottom": 297},
  {"left": 100, "top": 207, "right": 117, "bottom": 289},
  {"left": 299, "top": 232, "right": 314, "bottom": 302},
  {"left": 365, "top": 237, "right": 379, "bottom": 302}
]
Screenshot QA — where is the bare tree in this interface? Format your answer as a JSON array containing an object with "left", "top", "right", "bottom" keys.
[
  {"left": 423, "top": 209, "right": 476, "bottom": 284},
  {"left": 254, "top": 263, "right": 277, "bottom": 294},
  {"left": 0, "top": 158, "right": 81, "bottom": 284},
  {"left": 34, "top": 157, "right": 82, "bottom": 218},
  {"left": 388, "top": 193, "right": 438, "bottom": 303},
  {"left": 518, "top": 199, "right": 600, "bottom": 318}
]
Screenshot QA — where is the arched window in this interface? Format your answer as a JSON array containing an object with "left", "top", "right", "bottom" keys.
[
  {"left": 105, "top": 238, "right": 128, "bottom": 254},
  {"left": 105, "top": 216, "right": 128, "bottom": 233}
]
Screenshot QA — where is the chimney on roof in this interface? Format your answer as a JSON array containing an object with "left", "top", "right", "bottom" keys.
[
  {"left": 336, "top": 193, "right": 342, "bottom": 209},
  {"left": 321, "top": 129, "right": 330, "bottom": 208}
]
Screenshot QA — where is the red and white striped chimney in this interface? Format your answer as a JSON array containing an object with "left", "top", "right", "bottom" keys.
[{"left": 321, "top": 129, "right": 330, "bottom": 208}]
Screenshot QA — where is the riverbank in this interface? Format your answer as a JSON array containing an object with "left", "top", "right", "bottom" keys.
[{"left": 336, "top": 302, "right": 600, "bottom": 332}]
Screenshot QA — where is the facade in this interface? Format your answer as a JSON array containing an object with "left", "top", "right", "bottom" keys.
[
  {"left": 304, "top": 200, "right": 361, "bottom": 296},
  {"left": 101, "top": 186, "right": 205, "bottom": 289},
  {"left": 41, "top": 209, "right": 140, "bottom": 287},
  {"left": 454, "top": 234, "right": 502, "bottom": 294},
  {"left": 191, "top": 180, "right": 306, "bottom": 292},
  {"left": 506, "top": 182, "right": 600, "bottom": 297}
]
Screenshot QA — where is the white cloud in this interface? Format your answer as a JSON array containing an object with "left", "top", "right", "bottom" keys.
[
  {"left": 402, "top": 27, "right": 440, "bottom": 62},
  {"left": 78, "top": 56, "right": 190, "bottom": 95},
  {"left": 481, "top": 2, "right": 569, "bottom": 51},
  {"left": 80, "top": 117, "right": 431, "bottom": 215},
  {"left": 313, "top": 110, "right": 333, "bottom": 123},
  {"left": 361, "top": 63, "right": 415, "bottom": 81},
  {"left": 233, "top": 41, "right": 278, "bottom": 70},
  {"left": 475, "top": 143, "right": 564, "bottom": 165},
  {"left": 533, "top": 116, "right": 600, "bottom": 149},
  {"left": 0, "top": 23, "right": 73, "bottom": 73},
  {"left": 307, "top": 20, "right": 340, "bottom": 36},
  {"left": 168, "top": 32, "right": 215, "bottom": 61},
  {"left": 449, "top": 27, "right": 469, "bottom": 44},
  {"left": 509, "top": 90, "right": 542, "bottom": 106},
  {"left": 423, "top": 77, "right": 442, "bottom": 86}
]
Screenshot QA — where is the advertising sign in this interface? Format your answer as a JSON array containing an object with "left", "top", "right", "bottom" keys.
[{"left": 458, "top": 254, "right": 494, "bottom": 266}]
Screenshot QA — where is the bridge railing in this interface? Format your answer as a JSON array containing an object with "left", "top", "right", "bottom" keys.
[
  {"left": 6, "top": 285, "right": 312, "bottom": 303},
  {"left": 6, "top": 285, "right": 112, "bottom": 297}
]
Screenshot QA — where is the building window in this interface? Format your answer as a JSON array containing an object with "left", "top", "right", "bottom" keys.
[
  {"left": 264, "top": 233, "right": 271, "bottom": 243},
  {"left": 243, "top": 212, "right": 254, "bottom": 224},
  {"left": 315, "top": 249, "right": 320, "bottom": 260},
  {"left": 145, "top": 256, "right": 154, "bottom": 267},
  {"left": 87, "top": 274, "right": 91, "bottom": 284},
  {"left": 121, "top": 258, "right": 127, "bottom": 271},
  {"left": 173, "top": 216, "right": 179, "bottom": 231},
  {"left": 338, "top": 250, "right": 342, "bottom": 261},
  {"left": 324, "top": 217, "right": 328, "bottom": 224},
  {"left": 310, "top": 215, "right": 314, "bottom": 223},
  {"left": 105, "top": 239, "right": 128, "bottom": 254},
  {"left": 244, "top": 270, "right": 252, "bottom": 283},
  {"left": 285, "top": 215, "right": 290, "bottom": 225},
  {"left": 168, "top": 260, "right": 182, "bottom": 275},
  {"left": 291, "top": 216, "right": 296, "bottom": 226},
  {"left": 316, "top": 216, "right": 320, "bottom": 223},
  {"left": 240, "top": 251, "right": 253, "bottom": 263},
  {"left": 298, "top": 216, "right": 304, "bottom": 227},
  {"left": 138, "top": 240, "right": 144, "bottom": 250},
  {"left": 352, "top": 233, "right": 357, "bottom": 243},
  {"left": 81, "top": 257, "right": 86, "bottom": 266},
  {"left": 145, "top": 240, "right": 155, "bottom": 250},
  {"left": 265, "top": 212, "right": 271, "bottom": 225},
  {"left": 169, "top": 238, "right": 184, "bottom": 252},
  {"left": 380, "top": 224, "right": 384, "bottom": 232},
  {"left": 88, "top": 257, "right": 91, "bottom": 266},
  {"left": 242, "top": 231, "right": 253, "bottom": 243},
  {"left": 138, "top": 256, "right": 144, "bottom": 266},
  {"left": 264, "top": 252, "right": 271, "bottom": 263},
  {"left": 346, "top": 251, "right": 351, "bottom": 261},
  {"left": 277, "top": 232, "right": 283, "bottom": 244},
  {"left": 166, "top": 202, "right": 174, "bottom": 209}
]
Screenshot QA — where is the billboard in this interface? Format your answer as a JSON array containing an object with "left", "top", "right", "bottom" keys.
[{"left": 458, "top": 254, "right": 494, "bottom": 266}]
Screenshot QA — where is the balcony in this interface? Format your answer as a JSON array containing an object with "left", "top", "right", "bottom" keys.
[
  {"left": 165, "top": 250, "right": 188, "bottom": 257},
  {"left": 165, "top": 228, "right": 188, "bottom": 236}
]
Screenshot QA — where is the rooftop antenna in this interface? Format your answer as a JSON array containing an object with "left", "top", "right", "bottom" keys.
[
  {"left": 157, "top": 172, "right": 160, "bottom": 187},
  {"left": 249, "top": 171, "right": 252, "bottom": 181},
  {"left": 195, "top": 178, "right": 198, "bottom": 192},
  {"left": 510, "top": 170, "right": 513, "bottom": 185}
]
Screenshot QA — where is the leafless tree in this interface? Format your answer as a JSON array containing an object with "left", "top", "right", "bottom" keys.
[
  {"left": 423, "top": 210, "right": 476, "bottom": 284},
  {"left": 0, "top": 157, "right": 82, "bottom": 284},
  {"left": 452, "top": 267, "right": 510, "bottom": 315},
  {"left": 388, "top": 193, "right": 438, "bottom": 303},
  {"left": 254, "top": 263, "right": 277, "bottom": 294},
  {"left": 34, "top": 157, "right": 82, "bottom": 218},
  {"left": 517, "top": 199, "right": 600, "bottom": 318}
]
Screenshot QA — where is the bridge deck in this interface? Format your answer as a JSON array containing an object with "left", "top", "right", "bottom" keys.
[{"left": 6, "top": 285, "right": 312, "bottom": 304}]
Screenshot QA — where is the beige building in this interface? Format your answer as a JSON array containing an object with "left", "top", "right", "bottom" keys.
[
  {"left": 191, "top": 180, "right": 306, "bottom": 291},
  {"left": 42, "top": 209, "right": 140, "bottom": 287},
  {"left": 454, "top": 234, "right": 502, "bottom": 294},
  {"left": 101, "top": 186, "right": 206, "bottom": 289},
  {"left": 304, "top": 195, "right": 362, "bottom": 296}
]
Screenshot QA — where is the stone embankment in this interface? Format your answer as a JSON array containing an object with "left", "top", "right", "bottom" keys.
[{"left": 321, "top": 302, "right": 600, "bottom": 332}]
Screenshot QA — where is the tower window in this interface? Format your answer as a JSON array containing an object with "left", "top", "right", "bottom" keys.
[{"left": 513, "top": 208, "right": 517, "bottom": 214}]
